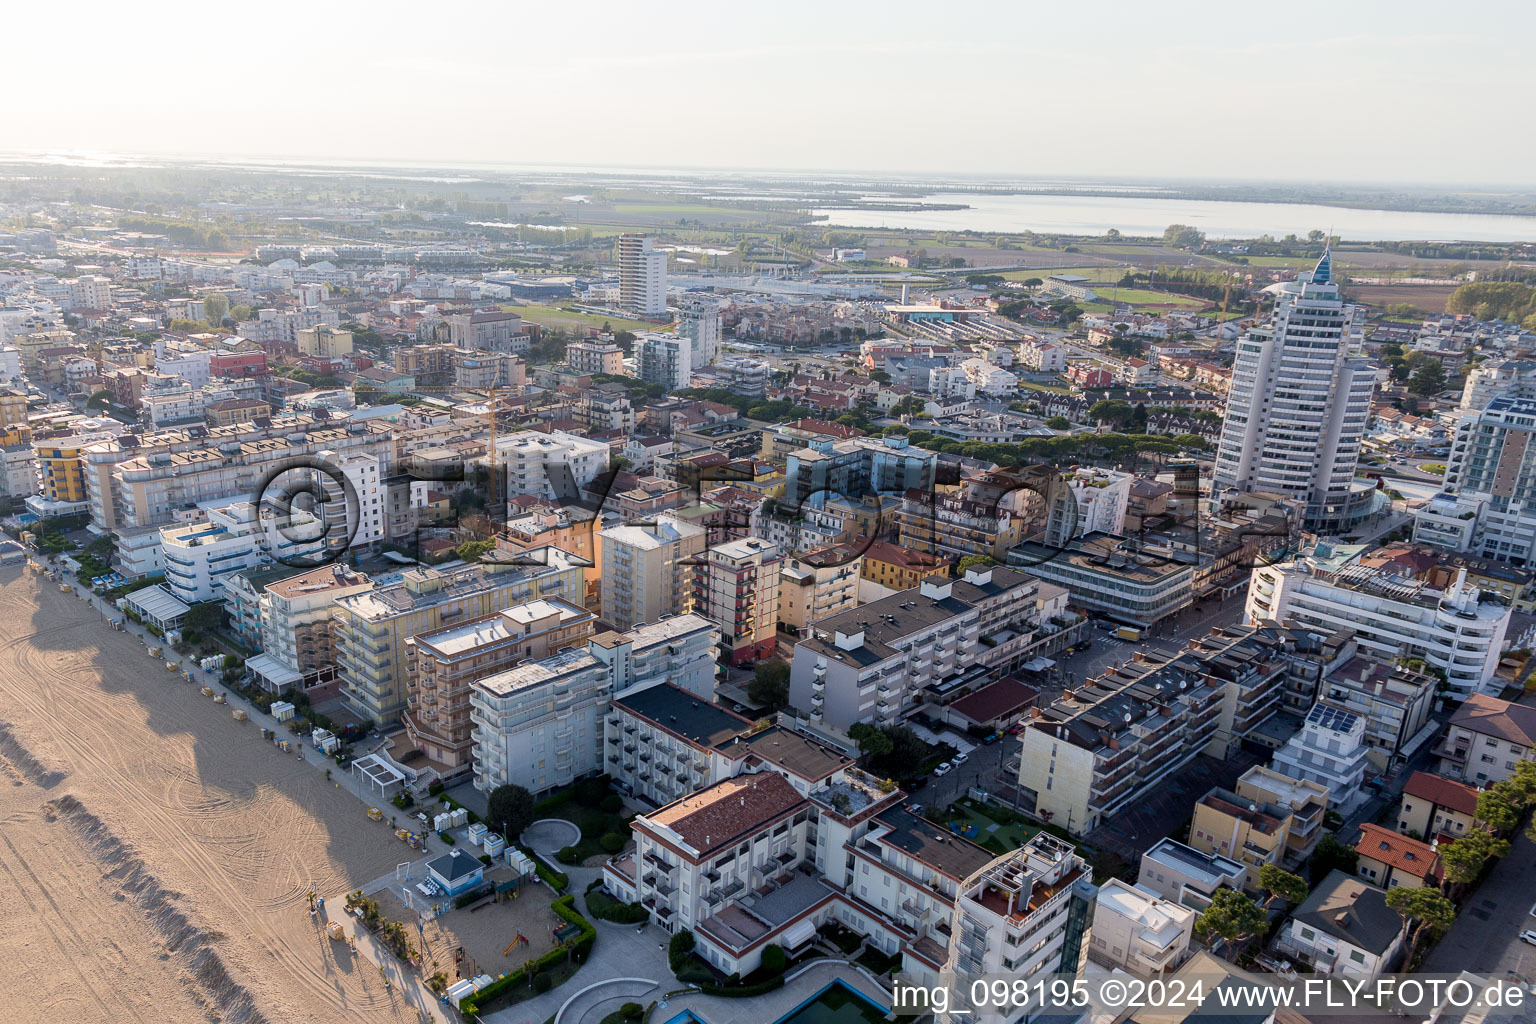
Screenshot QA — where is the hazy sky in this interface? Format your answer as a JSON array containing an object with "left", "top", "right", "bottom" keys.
[{"left": 8, "top": 0, "right": 1531, "bottom": 184}]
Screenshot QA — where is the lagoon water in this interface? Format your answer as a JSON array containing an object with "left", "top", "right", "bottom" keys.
[{"left": 814, "top": 192, "right": 1536, "bottom": 243}]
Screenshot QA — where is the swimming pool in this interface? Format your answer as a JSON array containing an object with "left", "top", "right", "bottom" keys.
[{"left": 662, "top": 980, "right": 888, "bottom": 1024}]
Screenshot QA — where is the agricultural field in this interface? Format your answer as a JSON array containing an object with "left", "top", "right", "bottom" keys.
[{"left": 1342, "top": 284, "right": 1456, "bottom": 315}]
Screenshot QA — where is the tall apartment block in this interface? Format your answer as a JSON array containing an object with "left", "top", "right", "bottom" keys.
[
  {"left": 1211, "top": 252, "right": 1377, "bottom": 531},
  {"left": 618, "top": 233, "right": 667, "bottom": 318},
  {"left": 634, "top": 332, "right": 692, "bottom": 391},
  {"left": 333, "top": 550, "right": 586, "bottom": 725},
  {"left": 403, "top": 597, "right": 596, "bottom": 779},
  {"left": 676, "top": 294, "right": 721, "bottom": 367},
  {"left": 599, "top": 514, "right": 707, "bottom": 631},
  {"left": 692, "top": 537, "right": 781, "bottom": 666}
]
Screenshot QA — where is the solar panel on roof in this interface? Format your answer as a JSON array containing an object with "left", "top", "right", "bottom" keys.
[{"left": 1307, "top": 703, "right": 1359, "bottom": 732}]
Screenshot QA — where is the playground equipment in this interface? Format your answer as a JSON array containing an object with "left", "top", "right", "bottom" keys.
[{"left": 502, "top": 932, "right": 529, "bottom": 956}]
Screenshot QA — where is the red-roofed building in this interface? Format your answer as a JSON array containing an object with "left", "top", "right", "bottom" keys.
[
  {"left": 858, "top": 538, "right": 952, "bottom": 591},
  {"left": 1396, "top": 771, "right": 1481, "bottom": 842},
  {"left": 1355, "top": 823, "right": 1442, "bottom": 890},
  {"left": 943, "top": 677, "right": 1040, "bottom": 731}
]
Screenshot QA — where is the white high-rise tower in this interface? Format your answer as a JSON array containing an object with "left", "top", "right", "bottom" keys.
[
  {"left": 1211, "top": 252, "right": 1378, "bottom": 532},
  {"left": 676, "top": 294, "right": 721, "bottom": 367},
  {"left": 617, "top": 233, "right": 667, "bottom": 318}
]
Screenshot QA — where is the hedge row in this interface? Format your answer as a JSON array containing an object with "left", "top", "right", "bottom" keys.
[
  {"left": 585, "top": 889, "right": 649, "bottom": 924},
  {"left": 517, "top": 843, "right": 569, "bottom": 892},
  {"left": 460, "top": 893, "right": 594, "bottom": 1015}
]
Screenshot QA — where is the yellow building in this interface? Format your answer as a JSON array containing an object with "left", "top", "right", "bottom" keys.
[
  {"left": 33, "top": 439, "right": 87, "bottom": 503},
  {"left": 0, "top": 423, "right": 32, "bottom": 448},
  {"left": 0, "top": 389, "right": 30, "bottom": 428},
  {"left": 858, "top": 538, "right": 952, "bottom": 590},
  {"left": 1188, "top": 787, "right": 1293, "bottom": 891},
  {"left": 296, "top": 325, "right": 354, "bottom": 358}
]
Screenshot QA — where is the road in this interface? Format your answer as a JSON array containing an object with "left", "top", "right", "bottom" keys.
[{"left": 1422, "top": 831, "right": 1536, "bottom": 978}]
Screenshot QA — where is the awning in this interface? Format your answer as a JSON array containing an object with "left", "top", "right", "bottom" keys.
[
  {"left": 245, "top": 653, "right": 302, "bottom": 689},
  {"left": 780, "top": 917, "right": 817, "bottom": 950},
  {"left": 124, "top": 585, "right": 191, "bottom": 626}
]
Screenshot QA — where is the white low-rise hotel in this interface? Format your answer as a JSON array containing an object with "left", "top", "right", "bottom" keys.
[{"left": 1247, "top": 560, "right": 1511, "bottom": 696}]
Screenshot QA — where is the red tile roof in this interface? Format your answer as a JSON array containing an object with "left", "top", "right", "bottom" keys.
[
  {"left": 1401, "top": 771, "right": 1480, "bottom": 819},
  {"left": 645, "top": 772, "right": 804, "bottom": 857},
  {"left": 1356, "top": 823, "right": 1443, "bottom": 884},
  {"left": 947, "top": 678, "right": 1039, "bottom": 726}
]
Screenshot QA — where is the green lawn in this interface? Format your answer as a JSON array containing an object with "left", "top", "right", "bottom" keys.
[
  {"left": 503, "top": 303, "right": 657, "bottom": 332},
  {"left": 944, "top": 801, "right": 1040, "bottom": 854},
  {"left": 1090, "top": 287, "right": 1207, "bottom": 308},
  {"left": 1019, "top": 380, "right": 1071, "bottom": 394}
]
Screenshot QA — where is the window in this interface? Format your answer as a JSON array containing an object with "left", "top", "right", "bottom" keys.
[{"left": 1349, "top": 951, "right": 1366, "bottom": 964}]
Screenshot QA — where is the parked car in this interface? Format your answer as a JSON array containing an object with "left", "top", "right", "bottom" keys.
[
  {"left": 933, "top": 762, "right": 953, "bottom": 776},
  {"left": 1521, "top": 931, "right": 1536, "bottom": 947},
  {"left": 953, "top": 751, "right": 970, "bottom": 763}
]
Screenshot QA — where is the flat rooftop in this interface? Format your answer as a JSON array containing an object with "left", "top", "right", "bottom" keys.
[{"left": 612, "top": 683, "right": 754, "bottom": 750}]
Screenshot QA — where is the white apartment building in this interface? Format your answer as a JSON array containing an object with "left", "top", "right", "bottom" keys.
[
  {"left": 1414, "top": 396, "right": 1536, "bottom": 565},
  {"left": 159, "top": 500, "right": 314, "bottom": 605},
  {"left": 67, "top": 275, "right": 113, "bottom": 310},
  {"left": 1016, "top": 339, "right": 1066, "bottom": 373},
  {"left": 156, "top": 346, "right": 213, "bottom": 388},
  {"left": 246, "top": 564, "right": 373, "bottom": 697},
  {"left": 98, "top": 417, "right": 396, "bottom": 533},
  {"left": 789, "top": 567, "right": 1055, "bottom": 731},
  {"left": 945, "top": 833, "right": 1095, "bottom": 1019},
  {"left": 1044, "top": 467, "right": 1132, "bottom": 546},
  {"left": 470, "top": 614, "right": 719, "bottom": 795},
  {"left": 1270, "top": 702, "right": 1372, "bottom": 814},
  {"left": 1275, "top": 870, "right": 1406, "bottom": 979},
  {"left": 603, "top": 681, "right": 756, "bottom": 808},
  {"left": 676, "top": 295, "right": 722, "bottom": 366},
  {"left": 599, "top": 514, "right": 707, "bottom": 631},
  {"left": 1211, "top": 252, "right": 1378, "bottom": 531},
  {"left": 565, "top": 339, "right": 626, "bottom": 376},
  {"left": 495, "top": 428, "right": 611, "bottom": 504},
  {"left": 1247, "top": 561, "right": 1511, "bottom": 696},
  {"left": 141, "top": 383, "right": 207, "bottom": 428},
  {"left": 1088, "top": 878, "right": 1196, "bottom": 977},
  {"left": 1459, "top": 358, "right": 1536, "bottom": 411},
  {"left": 447, "top": 310, "right": 528, "bottom": 353},
  {"left": 1433, "top": 693, "right": 1536, "bottom": 786},
  {"left": 618, "top": 234, "right": 668, "bottom": 317},
  {"left": 635, "top": 332, "right": 692, "bottom": 390}
]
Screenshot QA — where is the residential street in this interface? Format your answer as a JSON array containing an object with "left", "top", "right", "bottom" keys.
[{"left": 1422, "top": 831, "right": 1536, "bottom": 979}]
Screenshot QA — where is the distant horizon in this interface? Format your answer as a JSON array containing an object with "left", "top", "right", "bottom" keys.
[
  {"left": 2, "top": 148, "right": 1532, "bottom": 194},
  {"left": 7, "top": 0, "right": 1533, "bottom": 189}
]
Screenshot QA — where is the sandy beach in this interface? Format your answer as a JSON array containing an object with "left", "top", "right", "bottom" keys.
[{"left": 0, "top": 566, "right": 427, "bottom": 1023}]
